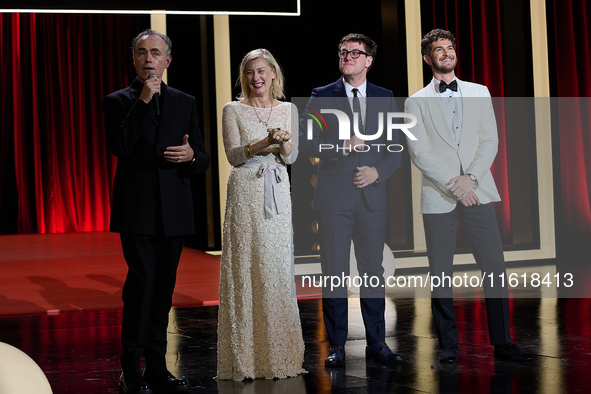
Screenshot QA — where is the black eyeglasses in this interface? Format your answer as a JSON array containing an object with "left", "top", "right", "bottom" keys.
[{"left": 338, "top": 49, "right": 369, "bottom": 59}]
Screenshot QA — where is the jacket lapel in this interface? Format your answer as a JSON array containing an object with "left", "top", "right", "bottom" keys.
[
  {"left": 364, "top": 83, "right": 380, "bottom": 136},
  {"left": 156, "top": 83, "right": 179, "bottom": 144},
  {"left": 425, "top": 80, "right": 457, "bottom": 150},
  {"left": 332, "top": 77, "right": 353, "bottom": 116},
  {"left": 457, "top": 79, "right": 477, "bottom": 146},
  {"left": 330, "top": 78, "right": 356, "bottom": 140}
]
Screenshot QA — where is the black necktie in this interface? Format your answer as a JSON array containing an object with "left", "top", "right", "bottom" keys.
[
  {"left": 439, "top": 80, "right": 458, "bottom": 93},
  {"left": 352, "top": 88, "right": 364, "bottom": 133}
]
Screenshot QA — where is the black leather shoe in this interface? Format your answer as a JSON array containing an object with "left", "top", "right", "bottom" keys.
[
  {"left": 324, "top": 345, "right": 346, "bottom": 367},
  {"left": 438, "top": 344, "right": 458, "bottom": 363},
  {"left": 119, "top": 373, "right": 153, "bottom": 394},
  {"left": 366, "top": 341, "right": 403, "bottom": 364},
  {"left": 143, "top": 369, "right": 190, "bottom": 392},
  {"left": 494, "top": 343, "right": 533, "bottom": 361}
]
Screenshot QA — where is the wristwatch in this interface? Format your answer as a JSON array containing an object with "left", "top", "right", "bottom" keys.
[{"left": 467, "top": 173, "right": 477, "bottom": 183}]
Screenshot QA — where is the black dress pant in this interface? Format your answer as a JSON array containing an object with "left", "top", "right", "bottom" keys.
[
  {"left": 423, "top": 203, "right": 511, "bottom": 348},
  {"left": 318, "top": 196, "right": 387, "bottom": 347},
  {"left": 119, "top": 233, "right": 185, "bottom": 374}
]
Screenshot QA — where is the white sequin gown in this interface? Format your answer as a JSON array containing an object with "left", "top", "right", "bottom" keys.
[{"left": 216, "top": 101, "right": 305, "bottom": 381}]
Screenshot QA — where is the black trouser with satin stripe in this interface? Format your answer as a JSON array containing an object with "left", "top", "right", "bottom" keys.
[
  {"left": 119, "top": 233, "right": 185, "bottom": 375},
  {"left": 423, "top": 202, "right": 511, "bottom": 348}
]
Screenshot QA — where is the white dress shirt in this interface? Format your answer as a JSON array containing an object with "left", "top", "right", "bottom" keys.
[{"left": 433, "top": 77, "right": 463, "bottom": 145}]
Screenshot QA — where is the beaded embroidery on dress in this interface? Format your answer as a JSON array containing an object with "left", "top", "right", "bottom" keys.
[{"left": 217, "top": 101, "right": 305, "bottom": 380}]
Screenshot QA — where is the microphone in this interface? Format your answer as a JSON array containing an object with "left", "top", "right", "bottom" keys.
[{"left": 147, "top": 73, "right": 160, "bottom": 119}]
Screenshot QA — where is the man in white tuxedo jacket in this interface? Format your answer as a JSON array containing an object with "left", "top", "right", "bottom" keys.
[{"left": 405, "top": 29, "right": 533, "bottom": 363}]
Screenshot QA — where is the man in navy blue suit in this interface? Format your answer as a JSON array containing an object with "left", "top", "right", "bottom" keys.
[{"left": 299, "top": 33, "right": 402, "bottom": 366}]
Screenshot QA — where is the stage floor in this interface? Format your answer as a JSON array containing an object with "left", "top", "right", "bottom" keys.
[
  {"left": 0, "top": 232, "right": 222, "bottom": 316},
  {"left": 1, "top": 298, "right": 590, "bottom": 393},
  {"left": 0, "top": 232, "right": 322, "bottom": 316},
  {"left": 1, "top": 232, "right": 590, "bottom": 392}
]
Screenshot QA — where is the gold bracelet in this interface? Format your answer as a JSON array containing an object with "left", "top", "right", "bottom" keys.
[{"left": 245, "top": 144, "right": 253, "bottom": 159}]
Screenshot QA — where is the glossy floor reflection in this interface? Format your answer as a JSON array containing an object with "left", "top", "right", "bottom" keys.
[{"left": 1, "top": 297, "right": 590, "bottom": 393}]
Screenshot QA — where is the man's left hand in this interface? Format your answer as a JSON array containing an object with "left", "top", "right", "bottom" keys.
[
  {"left": 458, "top": 190, "right": 481, "bottom": 207},
  {"left": 164, "top": 134, "right": 194, "bottom": 163},
  {"left": 447, "top": 175, "right": 475, "bottom": 199},
  {"left": 353, "top": 166, "right": 379, "bottom": 189}
]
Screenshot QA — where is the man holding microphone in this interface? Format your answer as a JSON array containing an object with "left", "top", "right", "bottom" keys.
[{"left": 103, "top": 29, "right": 209, "bottom": 393}]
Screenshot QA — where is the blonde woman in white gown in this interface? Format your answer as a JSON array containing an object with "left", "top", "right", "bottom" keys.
[{"left": 216, "top": 48, "right": 305, "bottom": 381}]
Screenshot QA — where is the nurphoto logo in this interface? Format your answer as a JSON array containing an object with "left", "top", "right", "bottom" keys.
[{"left": 303, "top": 108, "right": 418, "bottom": 153}]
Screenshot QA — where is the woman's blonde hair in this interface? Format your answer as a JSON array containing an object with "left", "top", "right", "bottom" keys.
[{"left": 236, "top": 48, "right": 285, "bottom": 100}]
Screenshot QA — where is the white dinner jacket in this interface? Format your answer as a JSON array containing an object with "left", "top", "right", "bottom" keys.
[{"left": 405, "top": 78, "right": 501, "bottom": 214}]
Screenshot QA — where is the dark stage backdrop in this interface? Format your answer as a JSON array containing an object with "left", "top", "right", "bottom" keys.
[
  {"left": 548, "top": 0, "right": 591, "bottom": 246},
  {"left": 0, "top": 13, "right": 147, "bottom": 234},
  {"left": 1, "top": 1, "right": 590, "bottom": 257}
]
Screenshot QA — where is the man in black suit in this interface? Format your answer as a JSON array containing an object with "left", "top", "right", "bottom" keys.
[
  {"left": 299, "top": 33, "right": 402, "bottom": 367},
  {"left": 103, "top": 29, "right": 209, "bottom": 393}
]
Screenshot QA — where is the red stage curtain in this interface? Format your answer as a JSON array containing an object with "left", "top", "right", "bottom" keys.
[
  {"left": 0, "top": 13, "right": 144, "bottom": 234},
  {"left": 420, "top": 0, "right": 512, "bottom": 241},
  {"left": 551, "top": 0, "right": 591, "bottom": 235}
]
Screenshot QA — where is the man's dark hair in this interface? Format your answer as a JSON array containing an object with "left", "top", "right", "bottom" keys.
[
  {"left": 420, "top": 29, "right": 456, "bottom": 57},
  {"left": 338, "top": 33, "right": 377, "bottom": 58},
  {"left": 131, "top": 29, "right": 172, "bottom": 57}
]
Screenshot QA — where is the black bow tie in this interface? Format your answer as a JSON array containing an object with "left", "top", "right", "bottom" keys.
[{"left": 439, "top": 80, "right": 458, "bottom": 93}]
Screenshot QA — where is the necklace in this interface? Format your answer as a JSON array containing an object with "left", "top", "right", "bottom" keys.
[{"left": 248, "top": 98, "right": 273, "bottom": 128}]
